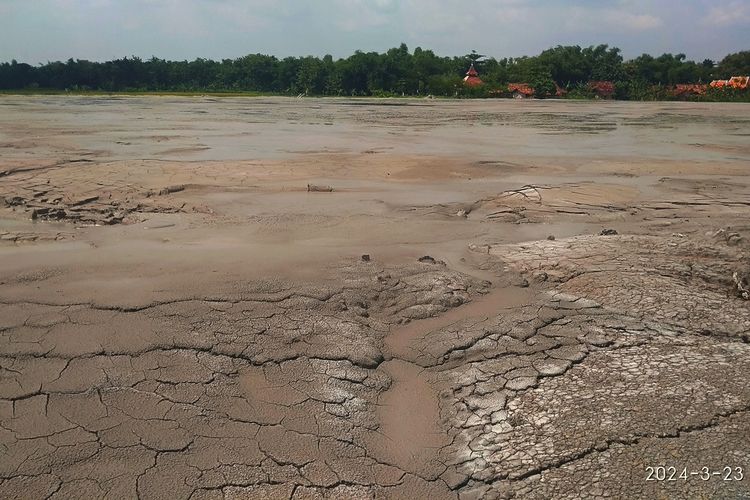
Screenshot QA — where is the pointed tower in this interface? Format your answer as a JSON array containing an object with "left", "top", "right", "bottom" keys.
[{"left": 463, "top": 63, "right": 484, "bottom": 87}]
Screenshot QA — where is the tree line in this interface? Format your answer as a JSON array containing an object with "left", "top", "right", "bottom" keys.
[{"left": 1, "top": 44, "right": 748, "bottom": 99}]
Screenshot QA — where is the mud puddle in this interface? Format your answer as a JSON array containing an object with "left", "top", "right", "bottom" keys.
[{"left": 368, "top": 359, "right": 448, "bottom": 476}]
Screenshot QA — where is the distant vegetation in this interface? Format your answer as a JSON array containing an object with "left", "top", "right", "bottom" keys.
[{"left": 1, "top": 44, "right": 749, "bottom": 100}]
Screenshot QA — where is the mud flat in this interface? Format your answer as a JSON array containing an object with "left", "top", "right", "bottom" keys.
[{"left": 0, "top": 97, "right": 749, "bottom": 499}]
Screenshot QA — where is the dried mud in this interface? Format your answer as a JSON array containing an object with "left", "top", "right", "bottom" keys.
[{"left": 0, "top": 97, "right": 748, "bottom": 499}]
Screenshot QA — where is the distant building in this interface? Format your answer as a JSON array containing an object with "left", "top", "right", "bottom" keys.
[
  {"left": 710, "top": 76, "right": 749, "bottom": 90},
  {"left": 673, "top": 84, "right": 708, "bottom": 98},
  {"left": 507, "top": 83, "right": 534, "bottom": 98},
  {"left": 587, "top": 81, "right": 616, "bottom": 99},
  {"left": 463, "top": 64, "right": 484, "bottom": 87}
]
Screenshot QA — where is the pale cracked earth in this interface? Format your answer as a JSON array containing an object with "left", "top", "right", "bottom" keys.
[{"left": 0, "top": 97, "right": 749, "bottom": 499}]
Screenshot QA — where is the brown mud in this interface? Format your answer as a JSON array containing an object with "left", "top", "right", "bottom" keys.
[{"left": 0, "top": 97, "right": 749, "bottom": 499}]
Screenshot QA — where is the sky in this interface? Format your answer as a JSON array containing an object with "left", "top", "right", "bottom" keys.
[{"left": 1, "top": 0, "right": 748, "bottom": 64}]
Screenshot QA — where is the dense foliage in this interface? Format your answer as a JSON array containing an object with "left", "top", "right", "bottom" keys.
[{"left": 1, "top": 44, "right": 748, "bottom": 100}]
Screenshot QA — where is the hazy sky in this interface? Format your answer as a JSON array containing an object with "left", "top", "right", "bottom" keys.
[{"left": 1, "top": 0, "right": 748, "bottom": 64}]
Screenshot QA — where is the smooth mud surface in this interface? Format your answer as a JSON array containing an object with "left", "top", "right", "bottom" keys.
[
  {"left": 0, "top": 96, "right": 749, "bottom": 499},
  {"left": 369, "top": 360, "right": 447, "bottom": 474}
]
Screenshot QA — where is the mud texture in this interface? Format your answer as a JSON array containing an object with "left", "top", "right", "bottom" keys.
[{"left": 0, "top": 97, "right": 749, "bottom": 499}]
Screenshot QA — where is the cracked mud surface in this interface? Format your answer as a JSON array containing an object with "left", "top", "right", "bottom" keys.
[{"left": 1, "top": 97, "right": 749, "bottom": 499}]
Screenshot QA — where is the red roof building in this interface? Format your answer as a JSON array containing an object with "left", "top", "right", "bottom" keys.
[
  {"left": 463, "top": 63, "right": 484, "bottom": 87},
  {"left": 587, "top": 81, "right": 616, "bottom": 98},
  {"left": 673, "top": 84, "right": 708, "bottom": 97},
  {"left": 710, "top": 76, "right": 749, "bottom": 90},
  {"left": 507, "top": 83, "right": 534, "bottom": 98}
]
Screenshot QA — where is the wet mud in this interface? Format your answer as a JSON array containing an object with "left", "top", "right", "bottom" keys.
[{"left": 0, "top": 97, "right": 748, "bottom": 499}]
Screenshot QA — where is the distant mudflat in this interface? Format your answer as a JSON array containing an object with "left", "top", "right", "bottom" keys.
[{"left": 0, "top": 97, "right": 749, "bottom": 499}]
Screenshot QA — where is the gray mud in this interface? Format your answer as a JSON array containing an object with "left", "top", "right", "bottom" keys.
[{"left": 0, "top": 97, "right": 749, "bottom": 499}]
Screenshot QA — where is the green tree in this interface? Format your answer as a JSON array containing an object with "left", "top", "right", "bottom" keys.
[
  {"left": 295, "top": 57, "right": 325, "bottom": 95},
  {"left": 0, "top": 44, "right": 746, "bottom": 100},
  {"left": 717, "top": 51, "right": 750, "bottom": 77},
  {"left": 586, "top": 45, "right": 625, "bottom": 81},
  {"left": 463, "top": 50, "right": 486, "bottom": 72},
  {"left": 537, "top": 45, "right": 590, "bottom": 85},
  {"left": 530, "top": 70, "right": 556, "bottom": 97}
]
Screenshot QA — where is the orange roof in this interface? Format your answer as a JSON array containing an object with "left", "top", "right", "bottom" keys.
[
  {"left": 508, "top": 83, "right": 534, "bottom": 96},
  {"left": 463, "top": 75, "right": 484, "bottom": 86},
  {"left": 587, "top": 81, "right": 615, "bottom": 96},
  {"left": 711, "top": 76, "right": 749, "bottom": 89},
  {"left": 673, "top": 84, "right": 707, "bottom": 96},
  {"left": 463, "top": 63, "right": 483, "bottom": 86}
]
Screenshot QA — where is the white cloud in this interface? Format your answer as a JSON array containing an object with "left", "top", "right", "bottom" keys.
[
  {"left": 705, "top": 0, "right": 750, "bottom": 26},
  {"left": 0, "top": 0, "right": 746, "bottom": 63},
  {"left": 330, "top": 0, "right": 399, "bottom": 31},
  {"left": 617, "top": 12, "right": 662, "bottom": 30}
]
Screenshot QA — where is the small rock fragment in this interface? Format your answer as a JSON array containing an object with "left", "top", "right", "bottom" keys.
[
  {"left": 600, "top": 228, "right": 618, "bottom": 236},
  {"left": 5, "top": 196, "right": 25, "bottom": 206},
  {"left": 727, "top": 233, "right": 743, "bottom": 246},
  {"left": 71, "top": 195, "right": 99, "bottom": 206},
  {"left": 733, "top": 271, "right": 749, "bottom": 300},
  {"left": 469, "top": 243, "right": 490, "bottom": 254},
  {"left": 531, "top": 271, "right": 548, "bottom": 283},
  {"left": 307, "top": 184, "right": 334, "bottom": 192},
  {"left": 158, "top": 185, "right": 185, "bottom": 196}
]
